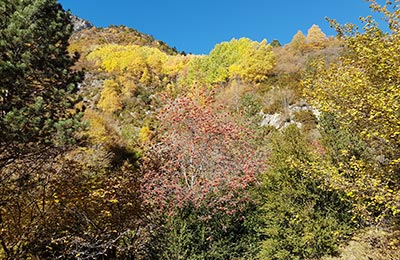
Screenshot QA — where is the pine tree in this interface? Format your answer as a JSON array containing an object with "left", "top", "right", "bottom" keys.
[
  {"left": 0, "top": 1, "right": 83, "bottom": 258},
  {"left": 270, "top": 39, "right": 282, "bottom": 47},
  {"left": 0, "top": 0, "right": 83, "bottom": 167}
]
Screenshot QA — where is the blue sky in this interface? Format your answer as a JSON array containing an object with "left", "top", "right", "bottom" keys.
[{"left": 58, "top": 0, "right": 381, "bottom": 54}]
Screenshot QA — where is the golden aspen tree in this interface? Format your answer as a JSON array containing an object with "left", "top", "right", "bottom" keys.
[
  {"left": 118, "top": 75, "right": 137, "bottom": 98},
  {"left": 289, "top": 30, "right": 307, "bottom": 53},
  {"left": 303, "top": 10, "right": 400, "bottom": 222},
  {"left": 185, "top": 38, "right": 275, "bottom": 86},
  {"left": 234, "top": 39, "right": 276, "bottom": 83},
  {"left": 162, "top": 55, "right": 192, "bottom": 78},
  {"left": 87, "top": 44, "right": 168, "bottom": 82},
  {"left": 306, "top": 24, "right": 327, "bottom": 49},
  {"left": 97, "top": 79, "right": 123, "bottom": 113}
]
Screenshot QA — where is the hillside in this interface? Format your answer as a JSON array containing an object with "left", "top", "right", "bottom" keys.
[
  {"left": 67, "top": 17, "right": 399, "bottom": 259},
  {"left": 69, "top": 25, "right": 179, "bottom": 58},
  {"left": 1, "top": 1, "right": 399, "bottom": 259}
]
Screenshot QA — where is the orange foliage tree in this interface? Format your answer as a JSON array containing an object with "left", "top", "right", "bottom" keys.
[{"left": 140, "top": 93, "right": 265, "bottom": 215}]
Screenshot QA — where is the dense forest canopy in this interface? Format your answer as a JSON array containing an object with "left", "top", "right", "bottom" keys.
[{"left": 0, "top": 0, "right": 399, "bottom": 259}]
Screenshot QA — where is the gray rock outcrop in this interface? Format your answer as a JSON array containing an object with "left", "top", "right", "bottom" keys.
[
  {"left": 260, "top": 101, "right": 320, "bottom": 130},
  {"left": 71, "top": 15, "right": 94, "bottom": 32}
]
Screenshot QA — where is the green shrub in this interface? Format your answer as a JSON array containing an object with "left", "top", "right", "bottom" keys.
[
  {"left": 257, "top": 125, "right": 354, "bottom": 259},
  {"left": 157, "top": 204, "right": 260, "bottom": 260},
  {"left": 293, "top": 110, "right": 317, "bottom": 131}
]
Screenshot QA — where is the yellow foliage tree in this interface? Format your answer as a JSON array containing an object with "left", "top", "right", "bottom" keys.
[
  {"left": 184, "top": 38, "right": 275, "bottom": 86},
  {"left": 118, "top": 75, "right": 137, "bottom": 98},
  {"left": 87, "top": 44, "right": 168, "bottom": 83},
  {"left": 162, "top": 55, "right": 193, "bottom": 81},
  {"left": 232, "top": 39, "right": 276, "bottom": 83},
  {"left": 138, "top": 125, "right": 152, "bottom": 144},
  {"left": 289, "top": 30, "right": 307, "bottom": 53},
  {"left": 303, "top": 11, "right": 400, "bottom": 222},
  {"left": 97, "top": 79, "right": 123, "bottom": 113},
  {"left": 306, "top": 24, "right": 327, "bottom": 50},
  {"left": 84, "top": 109, "right": 111, "bottom": 144}
]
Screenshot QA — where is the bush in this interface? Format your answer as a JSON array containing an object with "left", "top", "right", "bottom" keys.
[
  {"left": 156, "top": 203, "right": 260, "bottom": 260},
  {"left": 257, "top": 125, "right": 354, "bottom": 259},
  {"left": 293, "top": 110, "right": 317, "bottom": 131}
]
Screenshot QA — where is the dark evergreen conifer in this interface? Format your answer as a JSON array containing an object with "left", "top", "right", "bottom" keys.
[
  {"left": 0, "top": 0, "right": 83, "bottom": 168},
  {"left": 0, "top": 1, "right": 83, "bottom": 258}
]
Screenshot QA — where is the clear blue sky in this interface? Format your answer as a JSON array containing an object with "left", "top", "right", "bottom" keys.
[{"left": 58, "top": 0, "right": 382, "bottom": 54}]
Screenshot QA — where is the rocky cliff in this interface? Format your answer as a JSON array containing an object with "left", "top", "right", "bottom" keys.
[{"left": 70, "top": 15, "right": 94, "bottom": 32}]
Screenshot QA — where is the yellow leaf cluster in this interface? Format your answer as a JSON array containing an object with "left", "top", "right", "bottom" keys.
[
  {"left": 87, "top": 44, "right": 169, "bottom": 84},
  {"left": 303, "top": 16, "right": 400, "bottom": 221},
  {"left": 306, "top": 24, "right": 327, "bottom": 50},
  {"left": 184, "top": 38, "right": 276, "bottom": 86},
  {"left": 83, "top": 109, "right": 110, "bottom": 144},
  {"left": 97, "top": 79, "right": 123, "bottom": 113}
]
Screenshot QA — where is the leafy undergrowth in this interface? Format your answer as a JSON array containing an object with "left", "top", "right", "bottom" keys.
[{"left": 322, "top": 227, "right": 400, "bottom": 260}]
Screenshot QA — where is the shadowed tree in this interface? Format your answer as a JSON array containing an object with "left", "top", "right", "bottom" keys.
[
  {"left": 0, "top": 0, "right": 83, "bottom": 258},
  {"left": 0, "top": 0, "right": 83, "bottom": 167}
]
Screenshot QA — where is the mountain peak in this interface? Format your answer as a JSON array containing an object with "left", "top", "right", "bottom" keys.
[{"left": 70, "top": 15, "right": 94, "bottom": 32}]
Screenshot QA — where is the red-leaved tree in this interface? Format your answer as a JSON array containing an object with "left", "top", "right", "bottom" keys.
[{"left": 141, "top": 93, "right": 265, "bottom": 216}]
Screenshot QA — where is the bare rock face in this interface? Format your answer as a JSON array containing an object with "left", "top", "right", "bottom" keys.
[
  {"left": 260, "top": 102, "right": 320, "bottom": 130},
  {"left": 261, "top": 113, "right": 282, "bottom": 129},
  {"left": 70, "top": 15, "right": 94, "bottom": 32}
]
